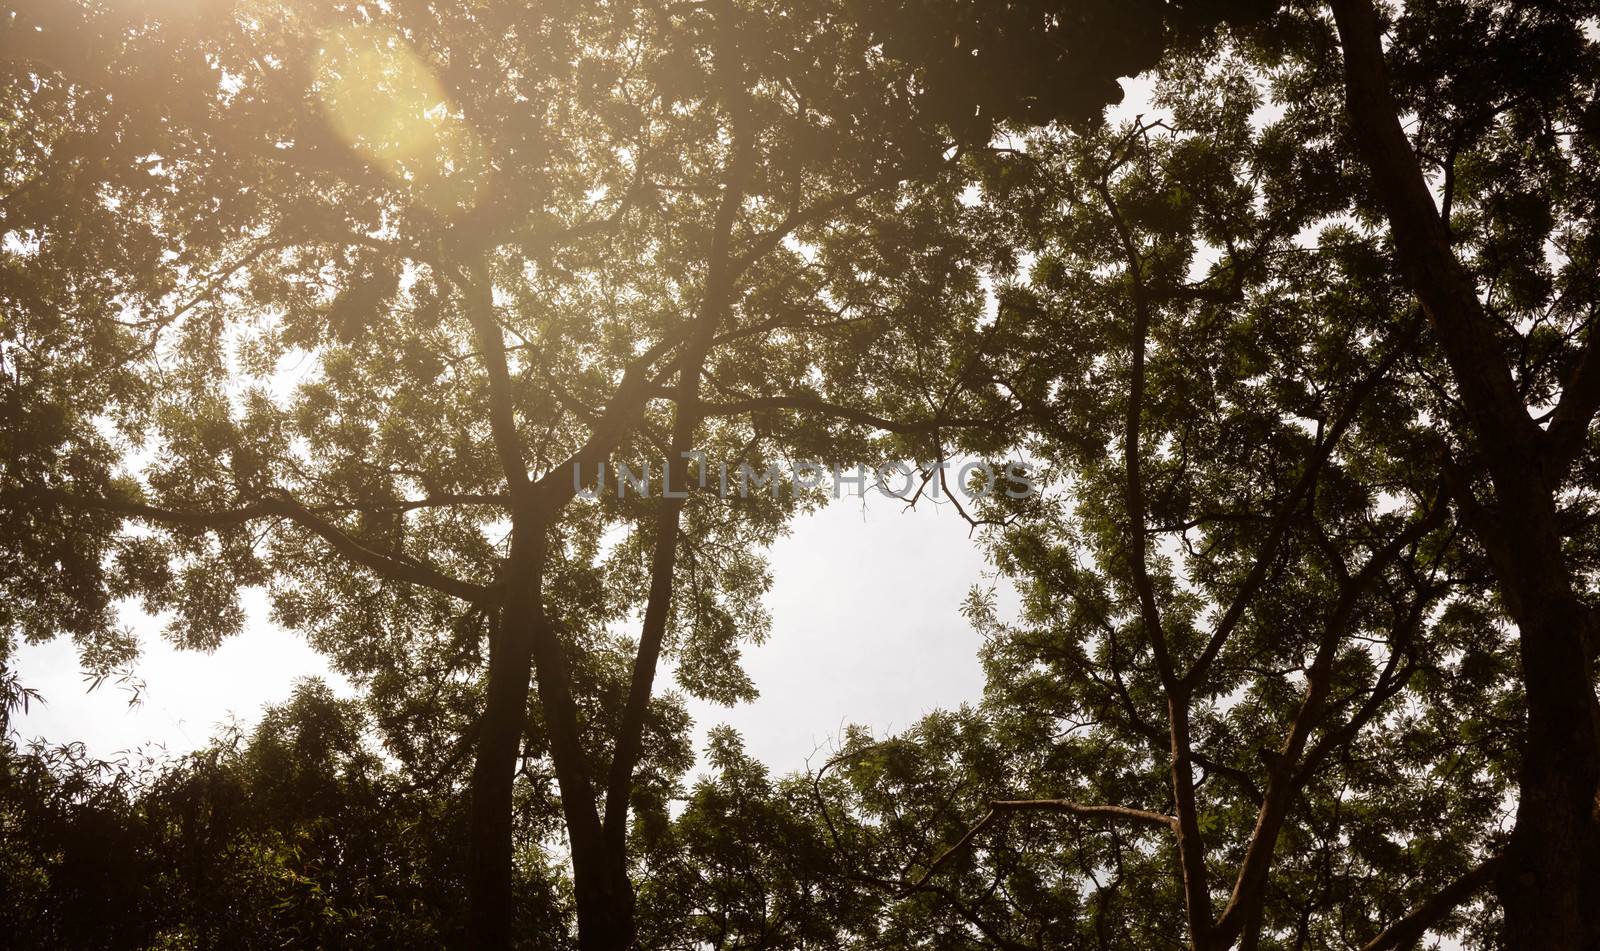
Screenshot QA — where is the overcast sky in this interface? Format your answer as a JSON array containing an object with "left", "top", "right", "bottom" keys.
[{"left": 13, "top": 492, "right": 1011, "bottom": 778}]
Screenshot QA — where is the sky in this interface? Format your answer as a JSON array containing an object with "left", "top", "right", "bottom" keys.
[{"left": 12, "top": 492, "right": 1011, "bottom": 778}]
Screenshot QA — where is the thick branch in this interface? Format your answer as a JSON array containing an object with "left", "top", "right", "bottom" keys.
[
  {"left": 1094, "top": 173, "right": 1213, "bottom": 944},
  {"left": 456, "top": 260, "right": 532, "bottom": 502},
  {"left": 1545, "top": 327, "right": 1600, "bottom": 472},
  {"left": 524, "top": 361, "right": 658, "bottom": 519},
  {"left": 1212, "top": 497, "right": 1445, "bottom": 948},
  {"left": 1360, "top": 855, "right": 1503, "bottom": 951},
  {"left": 603, "top": 7, "right": 756, "bottom": 876},
  {"left": 1094, "top": 176, "right": 1173, "bottom": 688},
  {"left": 1327, "top": 0, "right": 1543, "bottom": 471}
]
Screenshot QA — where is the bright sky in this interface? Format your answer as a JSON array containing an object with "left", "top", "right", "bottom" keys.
[{"left": 13, "top": 493, "right": 1009, "bottom": 777}]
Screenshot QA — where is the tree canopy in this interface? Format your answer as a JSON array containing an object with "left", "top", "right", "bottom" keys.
[{"left": 4, "top": 0, "right": 1599, "bottom": 948}]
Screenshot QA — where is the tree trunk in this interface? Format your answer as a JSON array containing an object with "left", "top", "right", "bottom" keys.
[
  {"left": 458, "top": 252, "right": 643, "bottom": 947},
  {"left": 518, "top": 522, "right": 639, "bottom": 950},
  {"left": 467, "top": 524, "right": 638, "bottom": 950},
  {"left": 467, "top": 528, "right": 542, "bottom": 949},
  {"left": 571, "top": 834, "right": 636, "bottom": 951},
  {"left": 1327, "top": 1, "right": 1600, "bottom": 945},
  {"left": 460, "top": 7, "right": 747, "bottom": 944}
]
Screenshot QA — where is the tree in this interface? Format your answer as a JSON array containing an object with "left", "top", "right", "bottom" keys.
[
  {"left": 2, "top": 1, "right": 988, "bottom": 946},
  {"left": 8, "top": 1, "right": 1585, "bottom": 947},
  {"left": 853, "top": 0, "right": 1600, "bottom": 944},
  {"left": 632, "top": 726, "right": 873, "bottom": 949},
  {"left": 1318, "top": 1, "right": 1600, "bottom": 941},
  {"left": 0, "top": 679, "right": 516, "bottom": 949},
  {"left": 804, "top": 64, "right": 1514, "bottom": 949}
]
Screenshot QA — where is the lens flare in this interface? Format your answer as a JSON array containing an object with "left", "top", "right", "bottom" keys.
[{"left": 314, "top": 27, "right": 487, "bottom": 214}]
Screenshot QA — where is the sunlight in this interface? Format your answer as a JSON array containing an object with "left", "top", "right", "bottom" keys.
[{"left": 314, "top": 26, "right": 487, "bottom": 214}]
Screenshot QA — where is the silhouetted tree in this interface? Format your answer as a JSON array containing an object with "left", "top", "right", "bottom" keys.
[{"left": 1, "top": 1, "right": 989, "bottom": 946}]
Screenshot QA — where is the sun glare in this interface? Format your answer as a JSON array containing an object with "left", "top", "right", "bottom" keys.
[{"left": 314, "top": 27, "right": 487, "bottom": 213}]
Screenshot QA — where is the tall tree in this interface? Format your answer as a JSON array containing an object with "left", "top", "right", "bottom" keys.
[
  {"left": 810, "top": 68, "right": 1513, "bottom": 949},
  {"left": 2, "top": 0, "right": 987, "bottom": 946},
  {"left": 1318, "top": 1, "right": 1600, "bottom": 942},
  {"left": 852, "top": 0, "right": 1600, "bottom": 944}
]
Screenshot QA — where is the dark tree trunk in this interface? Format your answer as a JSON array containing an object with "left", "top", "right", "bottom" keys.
[
  {"left": 458, "top": 254, "right": 643, "bottom": 948},
  {"left": 518, "top": 523, "right": 639, "bottom": 951},
  {"left": 466, "top": 529, "right": 542, "bottom": 950},
  {"left": 459, "top": 7, "right": 748, "bottom": 944},
  {"left": 466, "top": 524, "right": 639, "bottom": 950},
  {"left": 1328, "top": 1, "right": 1600, "bottom": 945},
  {"left": 571, "top": 839, "right": 636, "bottom": 951}
]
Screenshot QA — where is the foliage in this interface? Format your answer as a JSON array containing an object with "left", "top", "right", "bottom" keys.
[
  {"left": 0, "top": 680, "right": 546, "bottom": 949},
  {"left": 4, "top": 0, "right": 1599, "bottom": 947}
]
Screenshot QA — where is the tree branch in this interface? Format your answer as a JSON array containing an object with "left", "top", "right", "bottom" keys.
[
  {"left": 15, "top": 487, "right": 495, "bottom": 603},
  {"left": 913, "top": 798, "right": 1176, "bottom": 889},
  {"left": 1360, "top": 854, "right": 1503, "bottom": 951},
  {"left": 454, "top": 259, "right": 532, "bottom": 503},
  {"left": 1094, "top": 170, "right": 1215, "bottom": 940},
  {"left": 1212, "top": 495, "right": 1446, "bottom": 948},
  {"left": 602, "top": 17, "right": 756, "bottom": 850},
  {"left": 1544, "top": 324, "right": 1600, "bottom": 472},
  {"left": 1181, "top": 317, "right": 1422, "bottom": 691}
]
